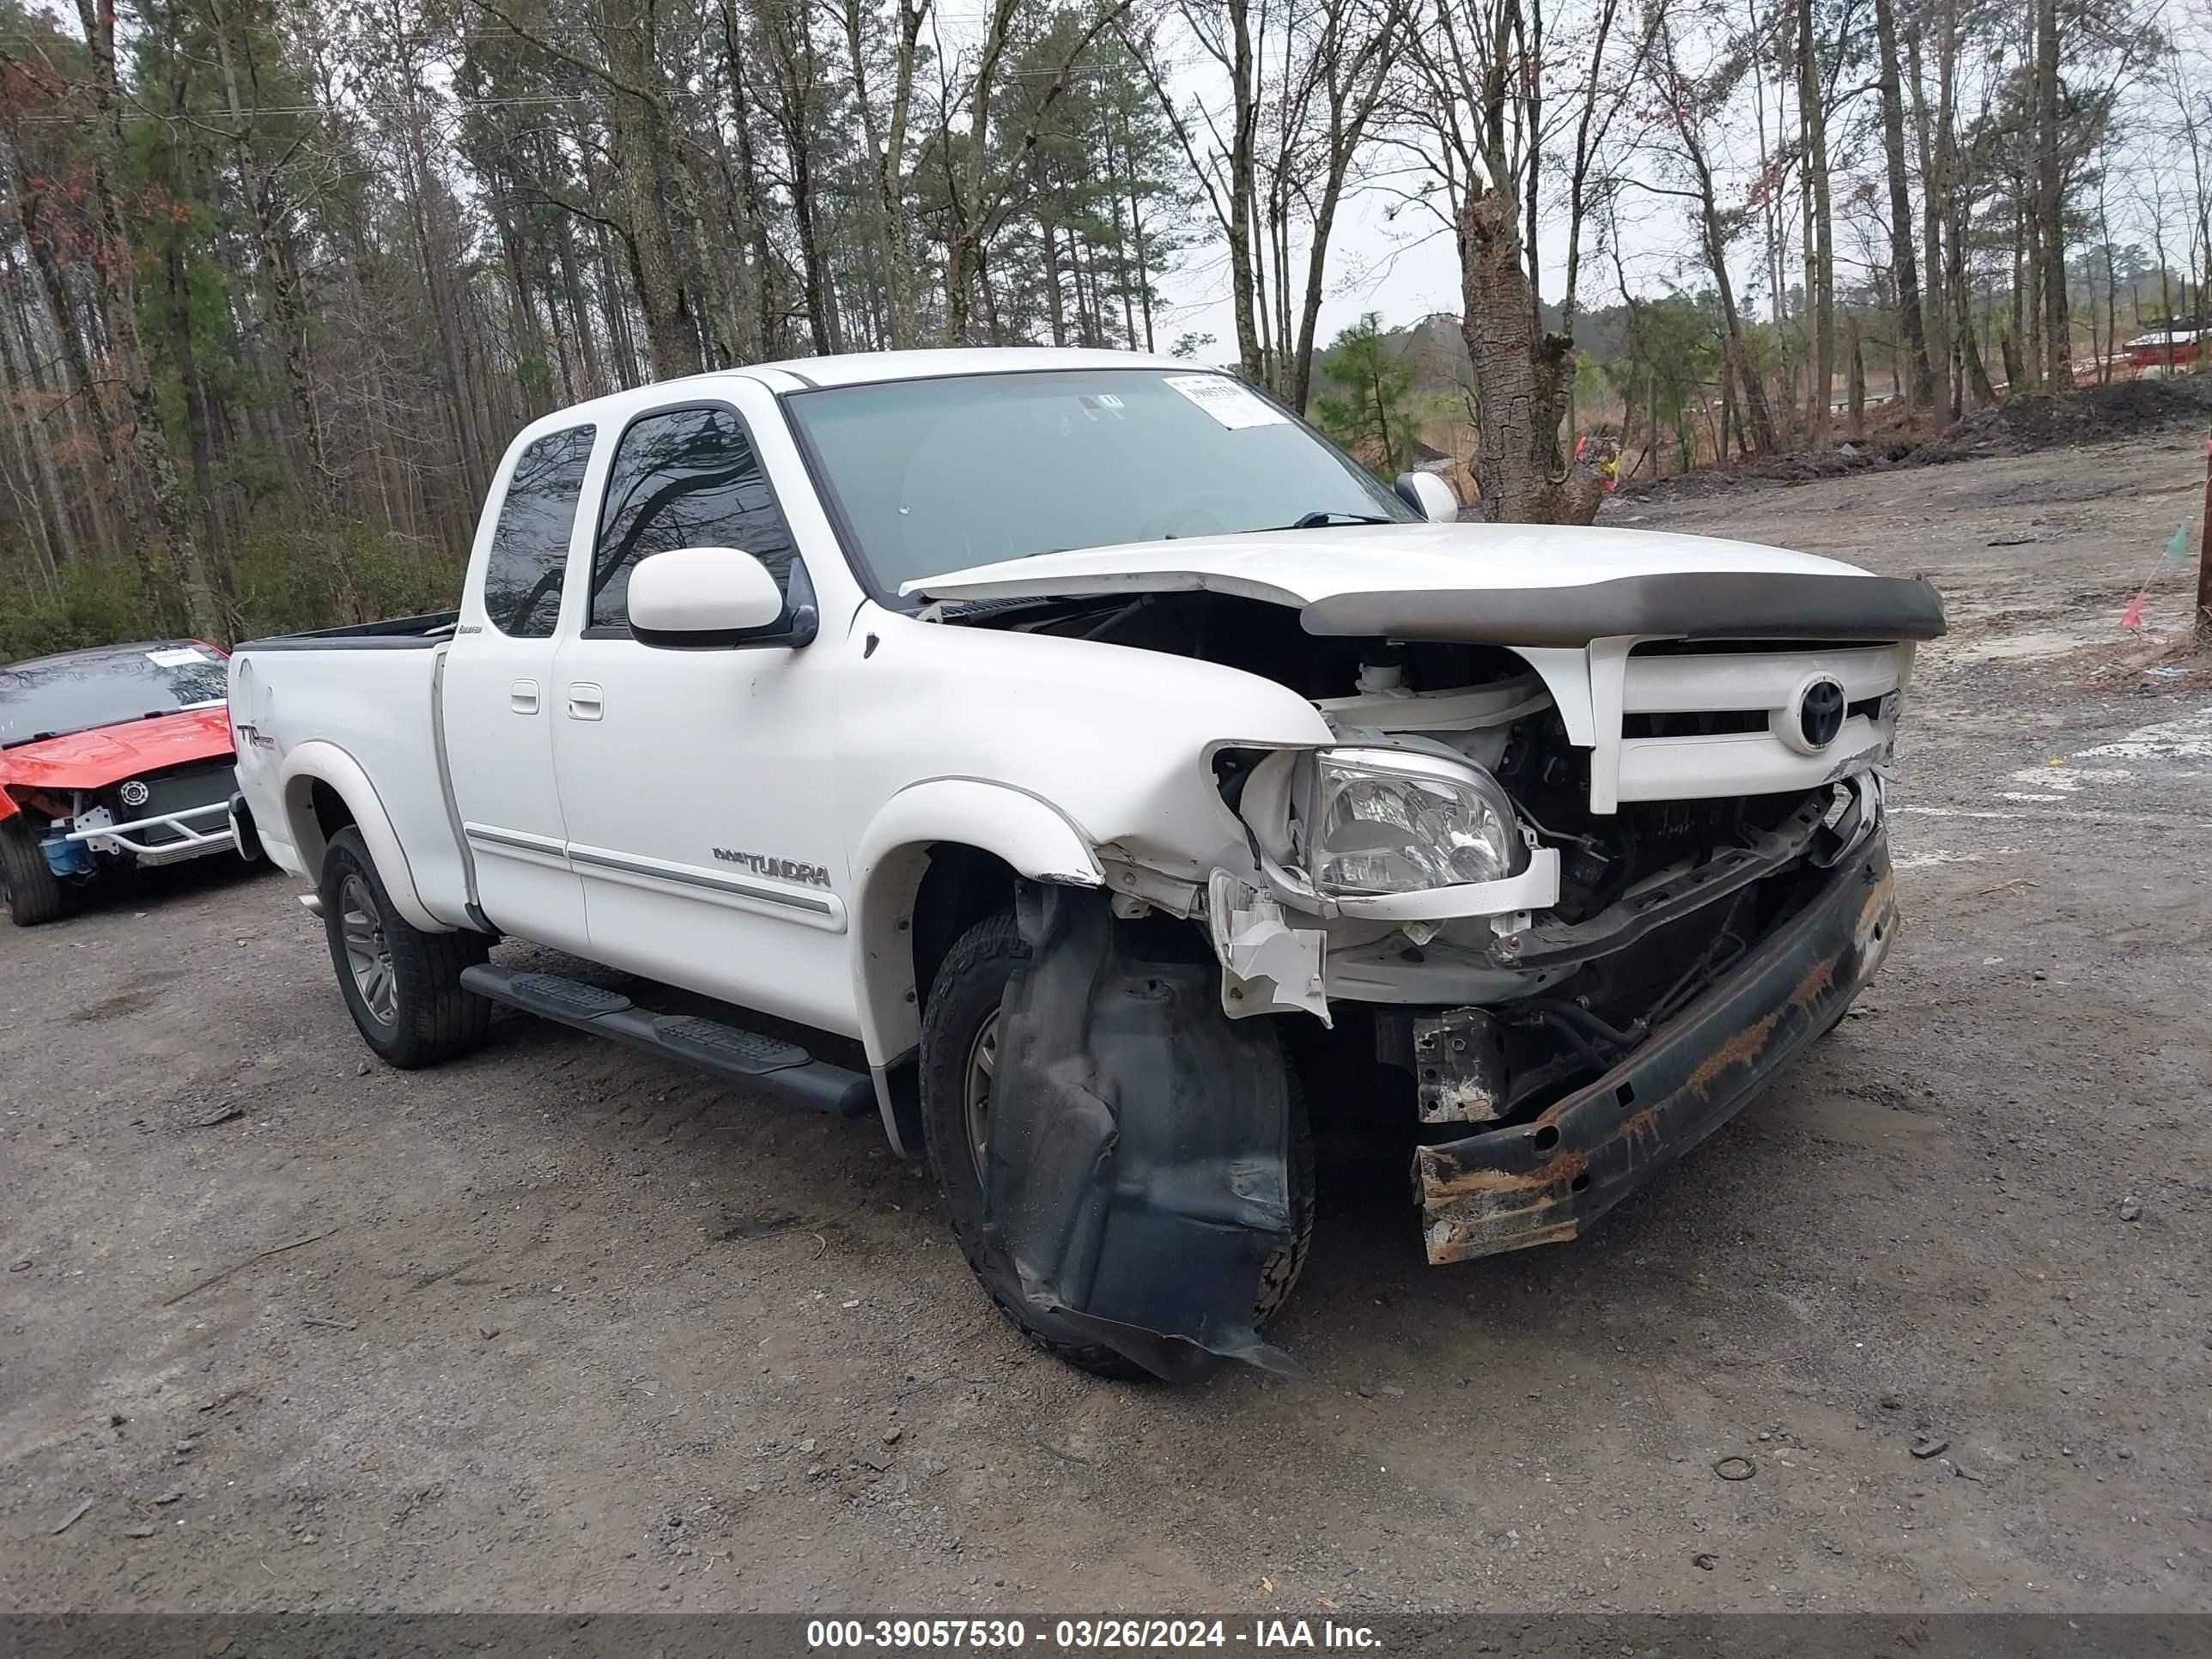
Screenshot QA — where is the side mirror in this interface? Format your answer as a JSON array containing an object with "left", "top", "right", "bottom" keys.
[
  {"left": 1394, "top": 471, "right": 1461, "bottom": 523},
  {"left": 627, "top": 547, "right": 800, "bottom": 648}
]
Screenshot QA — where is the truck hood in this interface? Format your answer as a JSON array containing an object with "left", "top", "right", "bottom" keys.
[
  {"left": 902, "top": 522, "right": 1867, "bottom": 607},
  {"left": 0, "top": 705, "right": 236, "bottom": 794},
  {"left": 904, "top": 523, "right": 1946, "bottom": 648}
]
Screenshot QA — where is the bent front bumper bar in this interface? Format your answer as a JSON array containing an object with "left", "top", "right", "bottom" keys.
[
  {"left": 64, "top": 800, "right": 237, "bottom": 863},
  {"left": 1413, "top": 831, "right": 1899, "bottom": 1264}
]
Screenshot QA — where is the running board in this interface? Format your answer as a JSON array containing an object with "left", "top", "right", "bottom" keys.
[{"left": 459, "top": 964, "right": 874, "bottom": 1118}]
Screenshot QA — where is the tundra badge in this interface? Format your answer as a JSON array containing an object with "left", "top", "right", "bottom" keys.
[{"left": 714, "top": 848, "right": 832, "bottom": 888}]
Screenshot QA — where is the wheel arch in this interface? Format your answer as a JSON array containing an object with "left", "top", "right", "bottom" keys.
[
  {"left": 278, "top": 741, "right": 447, "bottom": 932},
  {"left": 849, "top": 778, "right": 1103, "bottom": 1079}
]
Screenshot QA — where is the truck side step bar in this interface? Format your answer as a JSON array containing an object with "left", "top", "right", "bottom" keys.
[{"left": 459, "top": 964, "right": 875, "bottom": 1118}]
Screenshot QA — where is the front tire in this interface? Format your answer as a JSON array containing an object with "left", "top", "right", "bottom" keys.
[
  {"left": 918, "top": 908, "right": 1315, "bottom": 1381},
  {"left": 319, "top": 826, "right": 492, "bottom": 1068},
  {"left": 1, "top": 816, "right": 66, "bottom": 927}
]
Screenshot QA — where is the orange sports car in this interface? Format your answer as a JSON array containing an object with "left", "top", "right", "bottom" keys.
[{"left": 1, "top": 641, "right": 245, "bottom": 926}]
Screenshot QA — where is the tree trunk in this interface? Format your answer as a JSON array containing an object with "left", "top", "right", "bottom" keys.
[
  {"left": 2022, "top": 173, "right": 2044, "bottom": 388},
  {"left": 603, "top": 0, "right": 700, "bottom": 380},
  {"left": 864, "top": 0, "right": 928, "bottom": 348},
  {"left": 70, "top": 0, "right": 219, "bottom": 636},
  {"left": 1847, "top": 318, "right": 1867, "bottom": 438},
  {"left": 1874, "top": 0, "right": 1936, "bottom": 411},
  {"left": 554, "top": 218, "right": 605, "bottom": 395},
  {"left": 1457, "top": 185, "right": 1607, "bottom": 525},
  {"left": 1681, "top": 137, "right": 1776, "bottom": 454},
  {"left": 1905, "top": 13, "right": 1948, "bottom": 401},
  {"left": 720, "top": 21, "right": 781, "bottom": 361},
  {"left": 5, "top": 149, "right": 125, "bottom": 522},
  {"left": 760, "top": 0, "right": 832, "bottom": 356},
  {"left": 1224, "top": 0, "right": 1262, "bottom": 382},
  {"left": 1961, "top": 305, "right": 1998, "bottom": 407},
  {"left": 2033, "top": 0, "right": 2069, "bottom": 387},
  {"left": 164, "top": 230, "right": 225, "bottom": 584},
  {"left": 1648, "top": 363, "right": 1661, "bottom": 478},
  {"left": 0, "top": 284, "right": 70, "bottom": 574},
  {"left": 1797, "top": 0, "right": 1833, "bottom": 447},
  {"left": 1040, "top": 210, "right": 1066, "bottom": 346}
]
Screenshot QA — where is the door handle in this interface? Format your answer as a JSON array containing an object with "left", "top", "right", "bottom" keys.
[
  {"left": 567, "top": 682, "right": 605, "bottom": 721},
  {"left": 508, "top": 678, "right": 540, "bottom": 715}
]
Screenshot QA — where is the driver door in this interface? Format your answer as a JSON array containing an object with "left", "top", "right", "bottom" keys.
[{"left": 547, "top": 392, "right": 858, "bottom": 1038}]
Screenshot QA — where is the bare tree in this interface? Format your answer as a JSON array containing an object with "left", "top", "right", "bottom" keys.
[{"left": 1388, "top": 0, "right": 1641, "bottom": 519}]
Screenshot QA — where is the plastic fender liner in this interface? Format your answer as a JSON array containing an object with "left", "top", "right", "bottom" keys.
[{"left": 984, "top": 882, "right": 1299, "bottom": 1381}]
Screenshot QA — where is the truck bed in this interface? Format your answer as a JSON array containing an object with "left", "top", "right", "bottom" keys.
[{"left": 227, "top": 620, "right": 473, "bottom": 932}]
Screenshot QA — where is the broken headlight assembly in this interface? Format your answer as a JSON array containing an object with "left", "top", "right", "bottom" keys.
[{"left": 1307, "top": 746, "right": 1529, "bottom": 896}]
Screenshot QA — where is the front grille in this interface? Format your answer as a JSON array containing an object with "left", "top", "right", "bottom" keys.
[
  {"left": 1599, "top": 641, "right": 1911, "bottom": 811},
  {"left": 1621, "top": 709, "right": 1767, "bottom": 739},
  {"left": 112, "top": 763, "right": 233, "bottom": 845}
]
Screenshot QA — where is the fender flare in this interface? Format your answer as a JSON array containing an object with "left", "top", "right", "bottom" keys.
[
  {"left": 848, "top": 777, "right": 1103, "bottom": 1070},
  {"left": 277, "top": 740, "right": 449, "bottom": 933}
]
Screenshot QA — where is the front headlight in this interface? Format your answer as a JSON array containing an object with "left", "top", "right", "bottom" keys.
[{"left": 1308, "top": 746, "right": 1528, "bottom": 896}]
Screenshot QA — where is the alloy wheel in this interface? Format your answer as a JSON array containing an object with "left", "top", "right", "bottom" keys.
[{"left": 338, "top": 873, "right": 398, "bottom": 1025}]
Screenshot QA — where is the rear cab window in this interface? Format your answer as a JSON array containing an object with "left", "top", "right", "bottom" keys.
[{"left": 483, "top": 424, "right": 596, "bottom": 638}]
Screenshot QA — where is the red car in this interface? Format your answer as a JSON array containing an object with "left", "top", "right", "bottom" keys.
[{"left": 0, "top": 640, "right": 246, "bottom": 927}]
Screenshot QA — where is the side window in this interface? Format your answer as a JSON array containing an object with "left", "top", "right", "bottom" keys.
[
  {"left": 591, "top": 404, "right": 799, "bottom": 633},
  {"left": 483, "top": 424, "right": 595, "bottom": 639}
]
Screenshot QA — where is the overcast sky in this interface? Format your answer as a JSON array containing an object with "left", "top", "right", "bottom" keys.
[
  {"left": 1151, "top": 196, "right": 1473, "bottom": 365},
  {"left": 1119, "top": 6, "right": 2208, "bottom": 373},
  {"left": 1143, "top": 183, "right": 1700, "bottom": 371}
]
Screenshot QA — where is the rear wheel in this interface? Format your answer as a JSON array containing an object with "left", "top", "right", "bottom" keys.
[
  {"left": 1, "top": 816, "right": 66, "bottom": 927},
  {"left": 319, "top": 826, "right": 492, "bottom": 1068},
  {"left": 919, "top": 908, "right": 1315, "bottom": 1380}
]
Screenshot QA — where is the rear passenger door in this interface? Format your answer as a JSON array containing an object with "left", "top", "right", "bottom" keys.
[{"left": 444, "top": 422, "right": 599, "bottom": 955}]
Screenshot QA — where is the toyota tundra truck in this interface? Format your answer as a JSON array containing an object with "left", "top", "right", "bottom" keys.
[{"left": 228, "top": 347, "right": 1942, "bottom": 1382}]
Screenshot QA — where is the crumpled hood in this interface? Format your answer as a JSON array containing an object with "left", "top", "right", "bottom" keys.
[
  {"left": 902, "top": 521, "right": 1870, "bottom": 607},
  {"left": 0, "top": 705, "right": 235, "bottom": 793}
]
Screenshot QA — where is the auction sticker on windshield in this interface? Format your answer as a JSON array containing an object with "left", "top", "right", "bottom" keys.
[
  {"left": 1165, "top": 374, "right": 1289, "bottom": 430},
  {"left": 147, "top": 647, "right": 218, "bottom": 667}
]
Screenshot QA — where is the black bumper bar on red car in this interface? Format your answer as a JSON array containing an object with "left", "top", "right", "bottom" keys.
[{"left": 1413, "top": 831, "right": 1899, "bottom": 1264}]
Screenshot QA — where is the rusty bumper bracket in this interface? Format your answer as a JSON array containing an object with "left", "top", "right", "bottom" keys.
[{"left": 1414, "top": 833, "right": 1899, "bottom": 1265}]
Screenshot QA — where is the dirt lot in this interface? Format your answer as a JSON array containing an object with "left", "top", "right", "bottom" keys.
[{"left": 4, "top": 431, "right": 2209, "bottom": 1617}]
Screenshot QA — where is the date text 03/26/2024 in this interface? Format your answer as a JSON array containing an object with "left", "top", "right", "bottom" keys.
[{"left": 805, "top": 1620, "right": 1383, "bottom": 1650}]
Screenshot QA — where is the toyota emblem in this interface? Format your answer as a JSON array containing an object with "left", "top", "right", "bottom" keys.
[
  {"left": 1795, "top": 678, "right": 1847, "bottom": 750},
  {"left": 119, "top": 780, "right": 151, "bottom": 808}
]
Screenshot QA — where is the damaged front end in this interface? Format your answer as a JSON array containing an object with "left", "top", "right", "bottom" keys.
[
  {"left": 1185, "top": 610, "right": 1925, "bottom": 1273},
  {"left": 1415, "top": 826, "right": 1897, "bottom": 1262},
  {"left": 941, "top": 571, "right": 1938, "bottom": 1373}
]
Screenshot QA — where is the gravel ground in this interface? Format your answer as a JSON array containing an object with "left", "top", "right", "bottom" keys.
[{"left": 3, "top": 431, "right": 2208, "bottom": 1615}]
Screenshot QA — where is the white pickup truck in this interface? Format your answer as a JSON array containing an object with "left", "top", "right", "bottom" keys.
[{"left": 229, "top": 347, "right": 1943, "bottom": 1381}]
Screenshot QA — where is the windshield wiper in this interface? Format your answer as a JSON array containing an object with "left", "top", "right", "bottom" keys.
[{"left": 1262, "top": 510, "right": 1395, "bottom": 531}]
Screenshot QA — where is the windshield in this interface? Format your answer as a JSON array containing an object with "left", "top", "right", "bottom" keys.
[
  {"left": 785, "top": 368, "right": 1418, "bottom": 598},
  {"left": 0, "top": 643, "right": 229, "bottom": 748}
]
